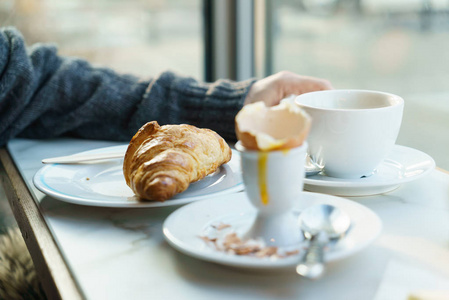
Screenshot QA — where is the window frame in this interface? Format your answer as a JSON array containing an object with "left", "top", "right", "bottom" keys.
[{"left": 204, "top": 0, "right": 256, "bottom": 82}]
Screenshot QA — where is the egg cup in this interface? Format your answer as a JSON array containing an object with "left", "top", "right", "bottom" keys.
[{"left": 236, "top": 141, "right": 308, "bottom": 247}]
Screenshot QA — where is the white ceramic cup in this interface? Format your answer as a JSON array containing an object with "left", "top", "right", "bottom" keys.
[
  {"left": 295, "top": 90, "right": 404, "bottom": 179},
  {"left": 236, "top": 141, "right": 308, "bottom": 247}
]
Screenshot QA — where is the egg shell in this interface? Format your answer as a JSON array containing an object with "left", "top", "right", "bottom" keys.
[{"left": 235, "top": 101, "right": 311, "bottom": 151}]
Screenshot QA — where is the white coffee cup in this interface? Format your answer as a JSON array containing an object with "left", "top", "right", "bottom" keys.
[{"left": 295, "top": 90, "right": 404, "bottom": 179}]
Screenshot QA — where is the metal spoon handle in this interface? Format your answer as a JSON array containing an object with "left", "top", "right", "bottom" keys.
[{"left": 296, "top": 234, "right": 327, "bottom": 279}]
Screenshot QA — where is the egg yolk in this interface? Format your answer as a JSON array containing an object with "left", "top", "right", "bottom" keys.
[{"left": 258, "top": 152, "right": 269, "bottom": 205}]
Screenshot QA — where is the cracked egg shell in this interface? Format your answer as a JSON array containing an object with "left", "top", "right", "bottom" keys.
[{"left": 235, "top": 101, "right": 311, "bottom": 151}]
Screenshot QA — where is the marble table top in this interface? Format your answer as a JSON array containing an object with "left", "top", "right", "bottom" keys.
[{"left": 6, "top": 138, "right": 449, "bottom": 300}]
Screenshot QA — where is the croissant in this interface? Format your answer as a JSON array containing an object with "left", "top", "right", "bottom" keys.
[{"left": 123, "top": 121, "right": 232, "bottom": 201}]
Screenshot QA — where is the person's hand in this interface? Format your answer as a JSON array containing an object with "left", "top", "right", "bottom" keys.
[{"left": 244, "top": 71, "right": 333, "bottom": 106}]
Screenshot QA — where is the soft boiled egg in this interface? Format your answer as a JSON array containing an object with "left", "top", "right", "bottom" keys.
[{"left": 235, "top": 100, "right": 311, "bottom": 151}]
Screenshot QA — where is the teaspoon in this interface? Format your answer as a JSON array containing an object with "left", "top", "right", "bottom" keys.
[
  {"left": 305, "top": 154, "right": 323, "bottom": 176},
  {"left": 296, "top": 204, "right": 351, "bottom": 279}
]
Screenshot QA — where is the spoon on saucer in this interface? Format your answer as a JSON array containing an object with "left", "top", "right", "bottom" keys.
[
  {"left": 296, "top": 204, "right": 351, "bottom": 279},
  {"left": 305, "top": 155, "right": 323, "bottom": 176}
]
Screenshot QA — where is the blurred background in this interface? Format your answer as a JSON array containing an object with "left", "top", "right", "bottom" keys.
[
  {"left": 1, "top": 0, "right": 449, "bottom": 229},
  {"left": 0, "top": 0, "right": 204, "bottom": 77}
]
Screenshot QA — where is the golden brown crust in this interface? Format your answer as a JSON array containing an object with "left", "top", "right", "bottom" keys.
[{"left": 123, "top": 121, "right": 232, "bottom": 201}]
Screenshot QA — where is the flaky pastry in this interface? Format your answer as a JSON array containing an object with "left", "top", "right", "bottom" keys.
[{"left": 123, "top": 121, "right": 232, "bottom": 201}]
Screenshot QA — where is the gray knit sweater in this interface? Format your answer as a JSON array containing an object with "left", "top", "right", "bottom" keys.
[{"left": 0, "top": 27, "right": 256, "bottom": 146}]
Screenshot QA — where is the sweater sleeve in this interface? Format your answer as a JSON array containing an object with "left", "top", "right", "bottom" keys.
[{"left": 0, "top": 27, "right": 256, "bottom": 146}]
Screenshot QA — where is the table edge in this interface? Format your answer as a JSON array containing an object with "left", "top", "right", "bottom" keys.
[{"left": 0, "top": 147, "right": 84, "bottom": 300}]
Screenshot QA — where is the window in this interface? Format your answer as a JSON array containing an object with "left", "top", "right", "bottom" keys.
[
  {"left": 1, "top": 0, "right": 203, "bottom": 78},
  {"left": 260, "top": 0, "right": 449, "bottom": 169}
]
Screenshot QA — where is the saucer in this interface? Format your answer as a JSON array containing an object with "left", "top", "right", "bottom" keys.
[
  {"left": 304, "top": 145, "right": 435, "bottom": 196},
  {"left": 163, "top": 191, "right": 382, "bottom": 270}
]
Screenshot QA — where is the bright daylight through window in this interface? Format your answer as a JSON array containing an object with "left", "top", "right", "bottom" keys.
[
  {"left": 268, "top": 0, "right": 449, "bottom": 169},
  {"left": 0, "top": 0, "right": 203, "bottom": 78}
]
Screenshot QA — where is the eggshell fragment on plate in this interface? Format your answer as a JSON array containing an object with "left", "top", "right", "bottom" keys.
[{"left": 235, "top": 100, "right": 311, "bottom": 151}]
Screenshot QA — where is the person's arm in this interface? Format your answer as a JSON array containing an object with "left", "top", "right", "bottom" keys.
[
  {"left": 0, "top": 27, "right": 332, "bottom": 147},
  {"left": 0, "top": 27, "right": 254, "bottom": 146}
]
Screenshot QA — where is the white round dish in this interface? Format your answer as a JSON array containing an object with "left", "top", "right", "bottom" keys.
[
  {"left": 304, "top": 145, "right": 435, "bottom": 196},
  {"left": 163, "top": 191, "right": 382, "bottom": 270},
  {"left": 33, "top": 145, "right": 243, "bottom": 208}
]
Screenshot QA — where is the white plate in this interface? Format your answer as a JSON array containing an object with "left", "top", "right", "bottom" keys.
[
  {"left": 33, "top": 145, "right": 243, "bottom": 208},
  {"left": 304, "top": 145, "right": 435, "bottom": 196},
  {"left": 163, "top": 192, "right": 382, "bottom": 270}
]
